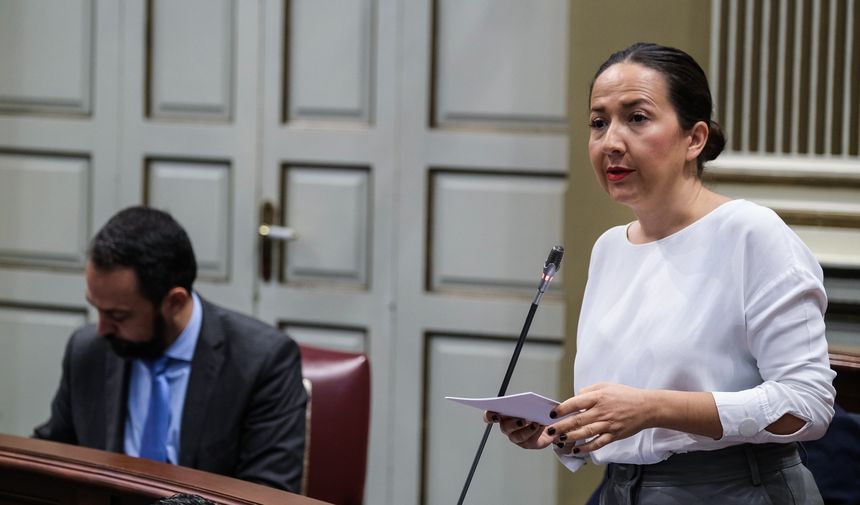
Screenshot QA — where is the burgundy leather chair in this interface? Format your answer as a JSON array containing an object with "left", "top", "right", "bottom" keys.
[{"left": 299, "top": 344, "right": 371, "bottom": 505}]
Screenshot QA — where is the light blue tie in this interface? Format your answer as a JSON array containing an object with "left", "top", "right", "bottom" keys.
[{"left": 139, "top": 356, "right": 170, "bottom": 462}]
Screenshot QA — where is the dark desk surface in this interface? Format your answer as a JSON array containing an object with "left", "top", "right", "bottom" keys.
[{"left": 0, "top": 433, "right": 330, "bottom": 504}]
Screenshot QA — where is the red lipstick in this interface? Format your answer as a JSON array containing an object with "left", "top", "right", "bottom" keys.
[{"left": 606, "top": 166, "right": 634, "bottom": 182}]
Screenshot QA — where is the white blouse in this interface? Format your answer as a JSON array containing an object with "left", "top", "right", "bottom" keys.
[{"left": 558, "top": 199, "right": 835, "bottom": 472}]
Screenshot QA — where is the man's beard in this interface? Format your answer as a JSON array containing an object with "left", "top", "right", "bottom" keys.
[{"left": 104, "top": 312, "right": 169, "bottom": 360}]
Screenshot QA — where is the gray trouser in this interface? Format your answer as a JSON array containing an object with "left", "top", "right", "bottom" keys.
[{"left": 600, "top": 443, "right": 823, "bottom": 505}]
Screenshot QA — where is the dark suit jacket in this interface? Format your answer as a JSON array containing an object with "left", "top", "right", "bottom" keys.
[{"left": 33, "top": 298, "right": 307, "bottom": 492}]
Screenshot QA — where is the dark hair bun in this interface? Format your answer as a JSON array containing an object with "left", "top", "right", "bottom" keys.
[{"left": 702, "top": 120, "right": 726, "bottom": 163}]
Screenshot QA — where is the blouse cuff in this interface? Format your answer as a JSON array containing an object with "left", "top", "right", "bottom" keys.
[
  {"left": 553, "top": 446, "right": 587, "bottom": 473},
  {"left": 712, "top": 388, "right": 776, "bottom": 439}
]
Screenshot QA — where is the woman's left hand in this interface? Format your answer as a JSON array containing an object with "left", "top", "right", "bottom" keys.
[{"left": 547, "top": 382, "right": 655, "bottom": 455}]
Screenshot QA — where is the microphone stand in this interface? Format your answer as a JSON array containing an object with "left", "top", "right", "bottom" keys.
[{"left": 456, "top": 246, "right": 564, "bottom": 505}]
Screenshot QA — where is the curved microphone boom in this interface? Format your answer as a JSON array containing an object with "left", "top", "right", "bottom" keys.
[{"left": 457, "top": 246, "right": 564, "bottom": 505}]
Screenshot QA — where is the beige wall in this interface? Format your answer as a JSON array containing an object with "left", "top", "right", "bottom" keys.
[{"left": 561, "top": 2, "right": 712, "bottom": 503}]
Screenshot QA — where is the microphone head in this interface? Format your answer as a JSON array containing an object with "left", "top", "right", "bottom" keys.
[
  {"left": 536, "top": 246, "right": 564, "bottom": 299},
  {"left": 545, "top": 246, "right": 564, "bottom": 271}
]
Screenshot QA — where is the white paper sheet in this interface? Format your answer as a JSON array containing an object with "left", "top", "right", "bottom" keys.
[
  {"left": 445, "top": 391, "right": 570, "bottom": 426},
  {"left": 448, "top": 392, "right": 588, "bottom": 472}
]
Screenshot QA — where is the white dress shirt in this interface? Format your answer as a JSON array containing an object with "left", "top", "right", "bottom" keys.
[{"left": 558, "top": 199, "right": 835, "bottom": 472}]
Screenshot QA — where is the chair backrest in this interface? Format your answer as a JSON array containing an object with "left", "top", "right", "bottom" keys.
[{"left": 299, "top": 344, "right": 371, "bottom": 505}]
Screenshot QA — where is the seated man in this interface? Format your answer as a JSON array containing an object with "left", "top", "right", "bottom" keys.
[{"left": 34, "top": 206, "right": 306, "bottom": 492}]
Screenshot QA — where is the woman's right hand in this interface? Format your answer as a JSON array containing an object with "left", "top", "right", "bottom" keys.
[{"left": 484, "top": 411, "right": 554, "bottom": 449}]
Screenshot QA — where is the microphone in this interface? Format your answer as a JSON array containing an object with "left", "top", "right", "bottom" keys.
[
  {"left": 534, "top": 245, "right": 564, "bottom": 305},
  {"left": 457, "top": 245, "right": 564, "bottom": 505}
]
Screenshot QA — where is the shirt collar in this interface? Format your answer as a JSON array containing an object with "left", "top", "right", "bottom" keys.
[{"left": 162, "top": 292, "right": 202, "bottom": 363}]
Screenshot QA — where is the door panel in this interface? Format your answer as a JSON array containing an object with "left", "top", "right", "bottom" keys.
[
  {"left": 0, "top": 0, "right": 93, "bottom": 115},
  {"left": 0, "top": 306, "right": 86, "bottom": 436},
  {"left": 429, "top": 170, "right": 566, "bottom": 294},
  {"left": 145, "top": 159, "right": 233, "bottom": 281},
  {"left": 0, "top": 153, "right": 90, "bottom": 268},
  {"left": 432, "top": 0, "right": 568, "bottom": 130},
  {"left": 286, "top": 0, "right": 375, "bottom": 123},
  {"left": 282, "top": 165, "right": 371, "bottom": 287},
  {"left": 424, "top": 336, "right": 562, "bottom": 505},
  {"left": 283, "top": 323, "right": 367, "bottom": 354},
  {"left": 147, "top": 0, "right": 234, "bottom": 121}
]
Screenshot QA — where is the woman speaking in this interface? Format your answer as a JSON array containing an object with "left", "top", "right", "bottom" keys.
[{"left": 488, "top": 43, "right": 835, "bottom": 504}]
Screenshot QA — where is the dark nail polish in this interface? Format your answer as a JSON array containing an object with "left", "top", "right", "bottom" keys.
[
  {"left": 559, "top": 434, "right": 567, "bottom": 442},
  {"left": 573, "top": 448, "right": 580, "bottom": 454},
  {"left": 530, "top": 424, "right": 537, "bottom": 430},
  {"left": 547, "top": 427, "right": 556, "bottom": 436},
  {"left": 516, "top": 419, "right": 524, "bottom": 427},
  {"left": 549, "top": 410, "right": 558, "bottom": 419},
  {"left": 556, "top": 443, "right": 565, "bottom": 449}
]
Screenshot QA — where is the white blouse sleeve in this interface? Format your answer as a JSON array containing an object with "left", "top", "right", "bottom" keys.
[{"left": 712, "top": 264, "right": 836, "bottom": 443}]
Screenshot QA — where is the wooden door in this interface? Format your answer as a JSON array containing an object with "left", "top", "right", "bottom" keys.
[{"left": 0, "top": 2, "right": 571, "bottom": 504}]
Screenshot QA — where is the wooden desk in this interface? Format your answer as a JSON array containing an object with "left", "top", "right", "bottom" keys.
[{"left": 0, "top": 434, "right": 330, "bottom": 505}]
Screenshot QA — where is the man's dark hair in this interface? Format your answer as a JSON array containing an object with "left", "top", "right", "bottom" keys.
[
  {"left": 151, "top": 494, "right": 215, "bottom": 505},
  {"left": 88, "top": 206, "right": 197, "bottom": 304}
]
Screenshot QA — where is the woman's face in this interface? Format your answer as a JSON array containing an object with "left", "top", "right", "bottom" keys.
[{"left": 588, "top": 62, "right": 699, "bottom": 212}]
